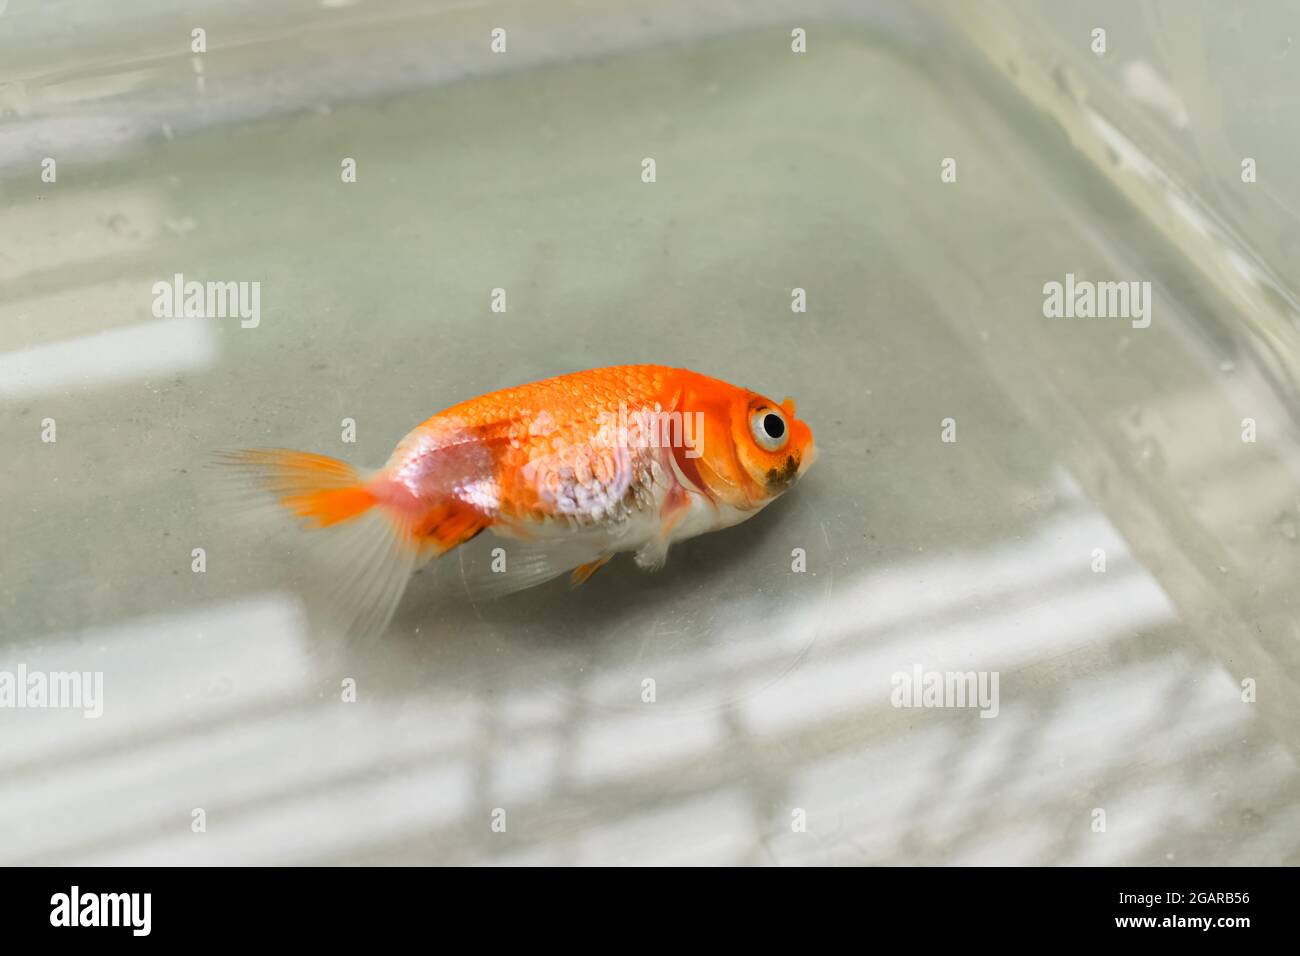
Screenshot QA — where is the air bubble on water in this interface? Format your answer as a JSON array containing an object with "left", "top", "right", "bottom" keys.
[{"left": 1136, "top": 435, "right": 1166, "bottom": 472}]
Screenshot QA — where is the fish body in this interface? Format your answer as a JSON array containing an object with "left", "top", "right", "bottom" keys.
[{"left": 226, "top": 364, "right": 815, "bottom": 631}]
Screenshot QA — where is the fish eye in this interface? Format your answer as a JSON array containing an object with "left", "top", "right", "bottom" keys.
[{"left": 750, "top": 407, "right": 789, "bottom": 452}]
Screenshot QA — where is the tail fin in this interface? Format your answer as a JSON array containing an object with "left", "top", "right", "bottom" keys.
[
  {"left": 220, "top": 449, "right": 377, "bottom": 527},
  {"left": 217, "top": 448, "right": 421, "bottom": 638}
]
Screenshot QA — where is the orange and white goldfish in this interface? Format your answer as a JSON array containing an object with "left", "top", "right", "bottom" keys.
[{"left": 224, "top": 364, "right": 816, "bottom": 632}]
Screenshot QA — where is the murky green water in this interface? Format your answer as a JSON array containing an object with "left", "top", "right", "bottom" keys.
[{"left": 1, "top": 26, "right": 1297, "bottom": 864}]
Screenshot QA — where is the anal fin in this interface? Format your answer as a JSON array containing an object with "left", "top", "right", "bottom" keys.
[{"left": 414, "top": 500, "right": 487, "bottom": 562}]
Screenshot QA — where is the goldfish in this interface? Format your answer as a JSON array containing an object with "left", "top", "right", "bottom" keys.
[{"left": 223, "top": 364, "right": 816, "bottom": 633}]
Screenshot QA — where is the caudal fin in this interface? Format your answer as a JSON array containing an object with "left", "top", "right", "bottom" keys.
[
  {"left": 219, "top": 449, "right": 377, "bottom": 526},
  {"left": 217, "top": 448, "right": 422, "bottom": 638}
]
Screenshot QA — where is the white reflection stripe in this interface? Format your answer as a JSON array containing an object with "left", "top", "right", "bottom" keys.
[{"left": 0, "top": 316, "right": 216, "bottom": 399}]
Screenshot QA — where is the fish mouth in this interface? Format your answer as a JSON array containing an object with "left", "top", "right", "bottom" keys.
[
  {"left": 764, "top": 454, "right": 801, "bottom": 493},
  {"left": 799, "top": 441, "right": 818, "bottom": 475}
]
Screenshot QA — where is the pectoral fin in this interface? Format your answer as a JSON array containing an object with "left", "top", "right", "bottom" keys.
[{"left": 634, "top": 484, "right": 693, "bottom": 572}]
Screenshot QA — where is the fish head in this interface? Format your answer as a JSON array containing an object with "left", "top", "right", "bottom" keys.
[{"left": 688, "top": 386, "right": 816, "bottom": 508}]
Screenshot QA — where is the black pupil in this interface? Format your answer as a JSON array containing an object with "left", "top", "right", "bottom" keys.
[{"left": 763, "top": 413, "right": 785, "bottom": 439}]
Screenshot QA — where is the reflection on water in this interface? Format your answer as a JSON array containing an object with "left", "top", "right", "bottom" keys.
[{"left": 1, "top": 25, "right": 1297, "bottom": 865}]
